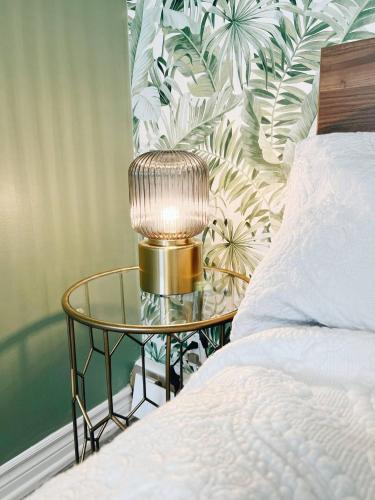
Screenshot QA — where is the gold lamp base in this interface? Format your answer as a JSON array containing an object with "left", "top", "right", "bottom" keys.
[{"left": 138, "top": 238, "right": 203, "bottom": 295}]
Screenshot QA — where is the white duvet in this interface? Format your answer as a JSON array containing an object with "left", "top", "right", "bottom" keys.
[{"left": 32, "top": 325, "right": 375, "bottom": 500}]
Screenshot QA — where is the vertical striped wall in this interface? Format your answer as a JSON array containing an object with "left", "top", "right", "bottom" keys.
[{"left": 0, "top": 0, "right": 136, "bottom": 464}]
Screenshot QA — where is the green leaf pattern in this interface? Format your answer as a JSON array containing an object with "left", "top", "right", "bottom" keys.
[
  {"left": 128, "top": 0, "right": 374, "bottom": 278},
  {"left": 127, "top": 0, "right": 374, "bottom": 363}
]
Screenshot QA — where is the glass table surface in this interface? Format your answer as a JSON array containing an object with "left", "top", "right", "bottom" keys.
[{"left": 63, "top": 266, "right": 249, "bottom": 333}]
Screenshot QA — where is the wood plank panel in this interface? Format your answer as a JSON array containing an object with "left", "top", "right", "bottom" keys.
[{"left": 318, "top": 37, "right": 375, "bottom": 134}]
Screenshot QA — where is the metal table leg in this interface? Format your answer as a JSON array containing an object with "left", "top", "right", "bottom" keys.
[
  {"left": 67, "top": 317, "right": 79, "bottom": 464},
  {"left": 219, "top": 322, "right": 225, "bottom": 348},
  {"left": 165, "top": 334, "right": 171, "bottom": 401}
]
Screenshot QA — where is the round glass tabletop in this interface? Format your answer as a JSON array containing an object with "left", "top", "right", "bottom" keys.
[{"left": 62, "top": 266, "right": 249, "bottom": 333}]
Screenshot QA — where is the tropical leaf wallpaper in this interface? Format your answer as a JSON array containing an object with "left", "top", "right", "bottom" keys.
[
  {"left": 126, "top": 0, "right": 375, "bottom": 368},
  {"left": 127, "top": 0, "right": 375, "bottom": 276}
]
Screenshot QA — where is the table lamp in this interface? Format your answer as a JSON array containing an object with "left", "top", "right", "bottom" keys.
[{"left": 129, "top": 150, "right": 209, "bottom": 295}]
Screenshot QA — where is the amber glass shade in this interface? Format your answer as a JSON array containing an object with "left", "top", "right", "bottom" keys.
[{"left": 128, "top": 151, "right": 209, "bottom": 240}]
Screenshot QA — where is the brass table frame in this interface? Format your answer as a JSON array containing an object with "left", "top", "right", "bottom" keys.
[{"left": 62, "top": 266, "right": 249, "bottom": 463}]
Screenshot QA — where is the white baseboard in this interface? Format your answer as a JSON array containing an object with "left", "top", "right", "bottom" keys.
[{"left": 0, "top": 386, "right": 132, "bottom": 500}]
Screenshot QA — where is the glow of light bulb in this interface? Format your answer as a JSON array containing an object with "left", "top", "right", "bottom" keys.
[{"left": 161, "top": 206, "right": 179, "bottom": 222}]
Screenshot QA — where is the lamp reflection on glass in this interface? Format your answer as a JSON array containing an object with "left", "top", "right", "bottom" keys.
[{"left": 129, "top": 150, "right": 209, "bottom": 295}]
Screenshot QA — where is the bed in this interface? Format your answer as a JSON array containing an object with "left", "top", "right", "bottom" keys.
[{"left": 31, "top": 38, "right": 375, "bottom": 499}]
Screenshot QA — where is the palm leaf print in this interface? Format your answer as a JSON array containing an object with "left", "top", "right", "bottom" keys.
[{"left": 126, "top": 0, "right": 375, "bottom": 363}]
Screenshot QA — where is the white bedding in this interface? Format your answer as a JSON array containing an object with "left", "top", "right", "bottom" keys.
[
  {"left": 232, "top": 133, "right": 375, "bottom": 339},
  {"left": 32, "top": 326, "right": 375, "bottom": 499}
]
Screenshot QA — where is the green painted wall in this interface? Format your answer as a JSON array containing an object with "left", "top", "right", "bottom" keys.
[{"left": 0, "top": 0, "right": 137, "bottom": 465}]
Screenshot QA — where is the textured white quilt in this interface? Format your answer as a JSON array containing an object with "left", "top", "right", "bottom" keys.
[{"left": 32, "top": 326, "right": 375, "bottom": 499}]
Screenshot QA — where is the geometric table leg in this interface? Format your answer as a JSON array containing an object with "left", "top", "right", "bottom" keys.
[
  {"left": 103, "top": 330, "right": 126, "bottom": 431},
  {"left": 103, "top": 330, "right": 113, "bottom": 417},
  {"left": 66, "top": 318, "right": 234, "bottom": 463},
  {"left": 219, "top": 322, "right": 225, "bottom": 348},
  {"left": 165, "top": 334, "right": 171, "bottom": 402},
  {"left": 67, "top": 317, "right": 79, "bottom": 464}
]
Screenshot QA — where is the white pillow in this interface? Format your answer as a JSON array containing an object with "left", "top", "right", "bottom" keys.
[{"left": 232, "top": 132, "right": 375, "bottom": 340}]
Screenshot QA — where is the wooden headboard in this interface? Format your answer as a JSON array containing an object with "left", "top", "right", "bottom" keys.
[{"left": 317, "top": 37, "right": 375, "bottom": 134}]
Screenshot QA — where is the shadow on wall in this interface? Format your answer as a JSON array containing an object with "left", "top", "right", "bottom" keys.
[
  {"left": 0, "top": 313, "right": 70, "bottom": 464},
  {"left": 0, "top": 312, "right": 139, "bottom": 465}
]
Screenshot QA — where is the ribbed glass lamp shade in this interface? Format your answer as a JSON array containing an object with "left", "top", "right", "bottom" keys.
[{"left": 129, "top": 151, "right": 209, "bottom": 240}]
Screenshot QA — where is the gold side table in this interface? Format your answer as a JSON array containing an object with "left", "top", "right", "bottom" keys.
[{"left": 62, "top": 266, "right": 249, "bottom": 463}]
